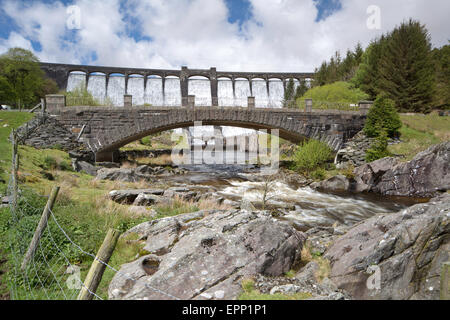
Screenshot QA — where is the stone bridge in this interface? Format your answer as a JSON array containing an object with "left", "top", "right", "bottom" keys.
[
  {"left": 49, "top": 105, "right": 367, "bottom": 162},
  {"left": 40, "top": 63, "right": 315, "bottom": 107}
]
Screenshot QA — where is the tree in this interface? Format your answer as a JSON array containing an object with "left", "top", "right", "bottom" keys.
[
  {"left": 0, "top": 47, "right": 53, "bottom": 110},
  {"left": 363, "top": 95, "right": 401, "bottom": 138},
  {"left": 283, "top": 78, "right": 295, "bottom": 108},
  {"left": 294, "top": 79, "right": 308, "bottom": 100},
  {"left": 431, "top": 44, "right": 450, "bottom": 110},
  {"left": 365, "top": 128, "right": 391, "bottom": 162},
  {"left": 378, "top": 19, "right": 435, "bottom": 112}
]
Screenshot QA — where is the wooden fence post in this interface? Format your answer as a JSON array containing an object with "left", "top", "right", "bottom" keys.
[
  {"left": 11, "top": 129, "right": 19, "bottom": 213},
  {"left": 441, "top": 262, "right": 450, "bottom": 300},
  {"left": 77, "top": 228, "right": 121, "bottom": 300},
  {"left": 20, "top": 186, "right": 60, "bottom": 271}
]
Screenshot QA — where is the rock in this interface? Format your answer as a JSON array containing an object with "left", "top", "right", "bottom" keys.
[
  {"left": 96, "top": 168, "right": 138, "bottom": 182},
  {"left": 353, "top": 157, "right": 400, "bottom": 193},
  {"left": 72, "top": 160, "right": 99, "bottom": 176},
  {"left": 295, "top": 261, "right": 319, "bottom": 282},
  {"left": 2, "top": 196, "right": 10, "bottom": 204},
  {"left": 109, "top": 189, "right": 164, "bottom": 204},
  {"left": 354, "top": 142, "right": 450, "bottom": 197},
  {"left": 252, "top": 272, "right": 350, "bottom": 300},
  {"left": 133, "top": 193, "right": 162, "bottom": 206},
  {"left": 240, "top": 199, "right": 256, "bottom": 211},
  {"left": 325, "top": 193, "right": 450, "bottom": 300},
  {"left": 109, "top": 209, "right": 306, "bottom": 300},
  {"left": 335, "top": 131, "right": 375, "bottom": 168},
  {"left": 310, "top": 175, "right": 351, "bottom": 192},
  {"left": 96, "top": 165, "right": 186, "bottom": 182}
]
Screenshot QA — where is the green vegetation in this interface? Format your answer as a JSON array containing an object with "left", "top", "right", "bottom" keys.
[
  {"left": 314, "top": 43, "right": 364, "bottom": 86},
  {"left": 388, "top": 112, "right": 447, "bottom": 161},
  {"left": 63, "top": 84, "right": 102, "bottom": 106},
  {"left": 365, "top": 130, "right": 391, "bottom": 162},
  {"left": 292, "top": 140, "right": 333, "bottom": 176},
  {"left": 297, "top": 81, "right": 369, "bottom": 108},
  {"left": 153, "top": 196, "right": 199, "bottom": 218},
  {"left": 238, "top": 278, "right": 313, "bottom": 300},
  {"left": 431, "top": 44, "right": 450, "bottom": 110},
  {"left": 316, "top": 20, "right": 448, "bottom": 113},
  {"left": 354, "top": 19, "right": 435, "bottom": 112},
  {"left": 283, "top": 78, "right": 308, "bottom": 108},
  {"left": 363, "top": 95, "right": 401, "bottom": 138},
  {"left": 0, "top": 48, "right": 58, "bottom": 110}
]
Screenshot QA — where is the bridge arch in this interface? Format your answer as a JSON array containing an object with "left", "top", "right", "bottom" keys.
[{"left": 50, "top": 106, "right": 365, "bottom": 163}]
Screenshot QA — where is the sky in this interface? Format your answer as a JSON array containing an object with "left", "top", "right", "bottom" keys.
[{"left": 0, "top": 0, "right": 448, "bottom": 72}]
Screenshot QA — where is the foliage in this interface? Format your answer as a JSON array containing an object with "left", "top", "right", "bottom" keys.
[
  {"left": 313, "top": 43, "right": 364, "bottom": 86},
  {"left": 238, "top": 278, "right": 312, "bottom": 300},
  {"left": 0, "top": 48, "right": 57, "bottom": 109},
  {"left": 63, "top": 84, "right": 101, "bottom": 106},
  {"left": 283, "top": 78, "right": 295, "bottom": 107},
  {"left": 293, "top": 140, "right": 333, "bottom": 174},
  {"left": 363, "top": 95, "right": 401, "bottom": 138},
  {"left": 297, "top": 81, "right": 369, "bottom": 106},
  {"left": 430, "top": 44, "right": 450, "bottom": 110},
  {"left": 365, "top": 129, "right": 391, "bottom": 162},
  {"left": 388, "top": 112, "right": 446, "bottom": 161},
  {"left": 353, "top": 20, "right": 435, "bottom": 112}
]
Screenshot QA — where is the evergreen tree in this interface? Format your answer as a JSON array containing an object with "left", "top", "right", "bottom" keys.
[
  {"left": 283, "top": 78, "right": 295, "bottom": 108},
  {"left": 431, "top": 44, "right": 450, "bottom": 110},
  {"left": 377, "top": 19, "right": 435, "bottom": 112},
  {"left": 295, "top": 79, "right": 308, "bottom": 100},
  {"left": 363, "top": 95, "right": 401, "bottom": 138}
]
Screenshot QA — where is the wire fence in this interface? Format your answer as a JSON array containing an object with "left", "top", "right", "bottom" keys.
[{"left": 4, "top": 131, "right": 181, "bottom": 300}]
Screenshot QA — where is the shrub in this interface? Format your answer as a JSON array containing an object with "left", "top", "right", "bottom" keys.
[
  {"left": 43, "top": 156, "right": 57, "bottom": 170},
  {"left": 310, "top": 167, "right": 327, "bottom": 180},
  {"left": 365, "top": 129, "right": 391, "bottom": 162},
  {"left": 293, "top": 140, "right": 333, "bottom": 174},
  {"left": 364, "top": 95, "right": 401, "bottom": 138},
  {"left": 297, "top": 81, "right": 369, "bottom": 106},
  {"left": 57, "top": 160, "right": 72, "bottom": 171}
]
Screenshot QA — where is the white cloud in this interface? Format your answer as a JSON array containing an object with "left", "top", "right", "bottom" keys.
[{"left": 0, "top": 0, "right": 449, "bottom": 72}]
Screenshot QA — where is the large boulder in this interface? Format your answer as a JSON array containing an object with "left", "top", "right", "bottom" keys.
[
  {"left": 310, "top": 175, "right": 351, "bottom": 193},
  {"left": 354, "top": 142, "right": 450, "bottom": 197},
  {"left": 325, "top": 193, "right": 450, "bottom": 300},
  {"left": 108, "top": 189, "right": 164, "bottom": 204},
  {"left": 313, "top": 142, "right": 450, "bottom": 198},
  {"left": 109, "top": 209, "right": 306, "bottom": 300}
]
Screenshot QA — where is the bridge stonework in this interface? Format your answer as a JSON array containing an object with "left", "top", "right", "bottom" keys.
[{"left": 49, "top": 106, "right": 366, "bottom": 162}]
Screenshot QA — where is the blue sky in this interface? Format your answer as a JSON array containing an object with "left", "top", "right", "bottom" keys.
[{"left": 0, "top": 0, "right": 448, "bottom": 71}]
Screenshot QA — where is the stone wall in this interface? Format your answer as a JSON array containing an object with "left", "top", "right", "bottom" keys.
[{"left": 49, "top": 106, "right": 367, "bottom": 158}]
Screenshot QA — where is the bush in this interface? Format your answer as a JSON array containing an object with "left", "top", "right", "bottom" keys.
[
  {"left": 364, "top": 95, "right": 401, "bottom": 138},
  {"left": 297, "top": 81, "right": 369, "bottom": 106},
  {"left": 43, "top": 156, "right": 57, "bottom": 170},
  {"left": 365, "top": 129, "right": 391, "bottom": 162},
  {"left": 293, "top": 140, "right": 333, "bottom": 174}
]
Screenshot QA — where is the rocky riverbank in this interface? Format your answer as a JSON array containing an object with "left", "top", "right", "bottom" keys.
[
  {"left": 312, "top": 141, "right": 450, "bottom": 198},
  {"left": 108, "top": 192, "right": 448, "bottom": 300}
]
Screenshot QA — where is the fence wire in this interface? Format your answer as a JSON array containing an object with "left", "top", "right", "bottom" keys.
[{"left": 5, "top": 131, "right": 181, "bottom": 300}]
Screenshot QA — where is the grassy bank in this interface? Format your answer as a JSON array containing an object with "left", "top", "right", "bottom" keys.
[{"left": 388, "top": 112, "right": 449, "bottom": 160}]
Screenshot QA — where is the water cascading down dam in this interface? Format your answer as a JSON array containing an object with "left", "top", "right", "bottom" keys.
[{"left": 42, "top": 63, "right": 316, "bottom": 146}]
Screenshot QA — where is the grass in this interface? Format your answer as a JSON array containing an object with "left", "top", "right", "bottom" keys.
[
  {"left": 388, "top": 112, "right": 448, "bottom": 161},
  {"left": 238, "top": 278, "right": 313, "bottom": 300}
]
